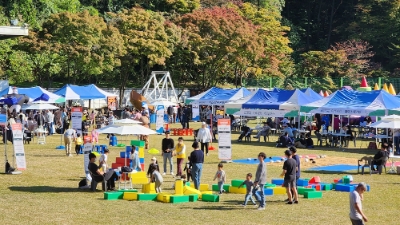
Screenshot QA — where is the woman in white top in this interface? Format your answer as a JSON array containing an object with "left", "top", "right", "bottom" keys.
[{"left": 196, "top": 122, "right": 213, "bottom": 156}]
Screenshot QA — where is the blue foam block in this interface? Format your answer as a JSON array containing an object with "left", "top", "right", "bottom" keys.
[
  {"left": 335, "top": 184, "right": 355, "bottom": 192},
  {"left": 263, "top": 188, "right": 274, "bottom": 196},
  {"left": 307, "top": 164, "right": 358, "bottom": 172},
  {"left": 349, "top": 184, "right": 370, "bottom": 192},
  {"left": 120, "top": 151, "right": 130, "bottom": 158},
  {"left": 297, "top": 179, "right": 308, "bottom": 186},
  {"left": 271, "top": 178, "right": 284, "bottom": 185},
  {"left": 139, "top": 158, "right": 145, "bottom": 164},
  {"left": 232, "top": 156, "right": 285, "bottom": 165}
]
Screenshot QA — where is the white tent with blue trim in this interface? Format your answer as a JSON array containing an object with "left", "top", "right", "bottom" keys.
[{"left": 185, "top": 87, "right": 252, "bottom": 105}]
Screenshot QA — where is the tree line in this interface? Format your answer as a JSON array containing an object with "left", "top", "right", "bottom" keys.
[{"left": 0, "top": 0, "right": 399, "bottom": 93}]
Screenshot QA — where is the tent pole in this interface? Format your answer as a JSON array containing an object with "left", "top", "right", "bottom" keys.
[{"left": 4, "top": 108, "right": 8, "bottom": 173}]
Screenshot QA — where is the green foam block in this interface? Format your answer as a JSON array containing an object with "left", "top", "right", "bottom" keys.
[
  {"left": 343, "top": 177, "right": 351, "bottom": 184},
  {"left": 201, "top": 194, "right": 220, "bottom": 202},
  {"left": 119, "top": 189, "right": 138, "bottom": 192},
  {"left": 130, "top": 140, "right": 145, "bottom": 147},
  {"left": 265, "top": 183, "right": 276, "bottom": 188},
  {"left": 188, "top": 194, "right": 198, "bottom": 202},
  {"left": 332, "top": 183, "right": 336, "bottom": 189},
  {"left": 170, "top": 195, "right": 189, "bottom": 204},
  {"left": 212, "top": 184, "right": 219, "bottom": 191},
  {"left": 304, "top": 191, "right": 323, "bottom": 199},
  {"left": 185, "top": 182, "right": 191, "bottom": 186},
  {"left": 223, "top": 184, "right": 230, "bottom": 192},
  {"left": 324, "top": 184, "right": 333, "bottom": 191},
  {"left": 231, "top": 179, "right": 245, "bottom": 187},
  {"left": 104, "top": 192, "right": 123, "bottom": 200},
  {"left": 297, "top": 187, "right": 316, "bottom": 195},
  {"left": 137, "top": 193, "right": 158, "bottom": 201}
]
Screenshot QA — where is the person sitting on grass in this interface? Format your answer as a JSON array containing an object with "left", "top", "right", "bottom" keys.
[
  {"left": 294, "top": 135, "right": 306, "bottom": 148},
  {"left": 305, "top": 133, "right": 314, "bottom": 148},
  {"left": 88, "top": 153, "right": 118, "bottom": 191},
  {"left": 277, "top": 132, "right": 292, "bottom": 148}
]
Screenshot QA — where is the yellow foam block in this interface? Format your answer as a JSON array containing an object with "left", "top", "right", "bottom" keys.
[
  {"left": 142, "top": 183, "right": 156, "bottom": 193},
  {"left": 199, "top": 184, "right": 209, "bottom": 191},
  {"left": 190, "top": 183, "right": 194, "bottom": 188},
  {"left": 229, "top": 186, "right": 247, "bottom": 194},
  {"left": 157, "top": 193, "right": 171, "bottom": 203},
  {"left": 272, "top": 187, "right": 287, "bottom": 195},
  {"left": 201, "top": 191, "right": 212, "bottom": 195},
  {"left": 175, "top": 180, "right": 184, "bottom": 195},
  {"left": 132, "top": 177, "right": 149, "bottom": 185},
  {"left": 130, "top": 172, "right": 147, "bottom": 179},
  {"left": 139, "top": 147, "right": 145, "bottom": 158},
  {"left": 183, "top": 186, "right": 202, "bottom": 198},
  {"left": 123, "top": 192, "right": 138, "bottom": 200}
]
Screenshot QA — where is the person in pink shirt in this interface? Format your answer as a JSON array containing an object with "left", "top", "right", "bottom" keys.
[
  {"left": 133, "top": 109, "right": 142, "bottom": 121},
  {"left": 91, "top": 129, "right": 99, "bottom": 144}
]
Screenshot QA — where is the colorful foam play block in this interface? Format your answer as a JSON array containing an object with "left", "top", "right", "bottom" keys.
[
  {"left": 183, "top": 186, "right": 202, "bottom": 197},
  {"left": 309, "top": 176, "right": 321, "bottom": 184},
  {"left": 120, "top": 152, "right": 129, "bottom": 158},
  {"left": 297, "top": 187, "right": 316, "bottom": 195},
  {"left": 120, "top": 189, "right": 138, "bottom": 193},
  {"left": 264, "top": 188, "right": 274, "bottom": 196},
  {"left": 170, "top": 195, "right": 189, "bottom": 204},
  {"left": 131, "top": 140, "right": 145, "bottom": 147},
  {"left": 343, "top": 177, "right": 351, "bottom": 184},
  {"left": 231, "top": 179, "right": 245, "bottom": 187},
  {"left": 272, "top": 187, "right": 286, "bottom": 195},
  {"left": 111, "top": 163, "right": 123, "bottom": 169},
  {"left": 157, "top": 193, "right": 171, "bottom": 203},
  {"left": 297, "top": 179, "right": 309, "bottom": 186},
  {"left": 212, "top": 184, "right": 219, "bottom": 191},
  {"left": 229, "top": 186, "right": 247, "bottom": 194},
  {"left": 175, "top": 180, "right": 184, "bottom": 195},
  {"left": 201, "top": 194, "right": 219, "bottom": 202},
  {"left": 265, "top": 183, "right": 277, "bottom": 188},
  {"left": 199, "top": 184, "right": 209, "bottom": 191},
  {"left": 304, "top": 191, "right": 323, "bottom": 199},
  {"left": 271, "top": 178, "right": 284, "bottom": 185},
  {"left": 332, "top": 183, "right": 336, "bottom": 189},
  {"left": 123, "top": 192, "right": 138, "bottom": 200},
  {"left": 201, "top": 191, "right": 212, "bottom": 195},
  {"left": 104, "top": 192, "right": 123, "bottom": 200},
  {"left": 335, "top": 184, "right": 355, "bottom": 192},
  {"left": 142, "top": 183, "right": 156, "bottom": 193},
  {"left": 116, "top": 157, "right": 130, "bottom": 165},
  {"left": 315, "top": 185, "right": 321, "bottom": 191},
  {"left": 139, "top": 148, "right": 145, "bottom": 158},
  {"left": 131, "top": 172, "right": 149, "bottom": 184},
  {"left": 333, "top": 178, "right": 340, "bottom": 183},
  {"left": 185, "top": 182, "right": 191, "bottom": 186},
  {"left": 137, "top": 193, "right": 158, "bottom": 201},
  {"left": 188, "top": 194, "right": 198, "bottom": 202},
  {"left": 324, "top": 184, "right": 333, "bottom": 191},
  {"left": 223, "top": 184, "right": 230, "bottom": 192}
]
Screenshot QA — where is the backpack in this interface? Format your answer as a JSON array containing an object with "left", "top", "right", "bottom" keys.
[{"left": 78, "top": 178, "right": 87, "bottom": 187}]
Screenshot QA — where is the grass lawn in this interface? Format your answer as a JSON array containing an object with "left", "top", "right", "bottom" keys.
[{"left": 1, "top": 121, "right": 400, "bottom": 225}]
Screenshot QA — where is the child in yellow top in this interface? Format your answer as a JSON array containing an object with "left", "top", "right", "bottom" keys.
[
  {"left": 174, "top": 137, "right": 186, "bottom": 177},
  {"left": 75, "top": 133, "right": 83, "bottom": 155}
]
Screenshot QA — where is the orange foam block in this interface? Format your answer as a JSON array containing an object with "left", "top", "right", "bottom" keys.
[{"left": 309, "top": 176, "right": 321, "bottom": 183}]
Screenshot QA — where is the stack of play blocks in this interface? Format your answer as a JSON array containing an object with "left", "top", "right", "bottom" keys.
[
  {"left": 104, "top": 179, "right": 220, "bottom": 203},
  {"left": 131, "top": 140, "right": 145, "bottom": 171},
  {"left": 110, "top": 140, "right": 145, "bottom": 170}
]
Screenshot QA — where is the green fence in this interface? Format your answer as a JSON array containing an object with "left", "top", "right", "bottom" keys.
[{"left": 243, "top": 77, "right": 399, "bottom": 94}]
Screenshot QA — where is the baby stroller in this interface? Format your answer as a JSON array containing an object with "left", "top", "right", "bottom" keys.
[{"left": 24, "top": 130, "right": 32, "bottom": 144}]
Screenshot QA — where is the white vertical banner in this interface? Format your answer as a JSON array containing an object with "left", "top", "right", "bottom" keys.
[
  {"left": 156, "top": 105, "right": 165, "bottom": 134},
  {"left": 12, "top": 123, "right": 26, "bottom": 170},
  {"left": 71, "top": 107, "right": 82, "bottom": 135},
  {"left": 217, "top": 119, "right": 231, "bottom": 160},
  {"left": 83, "top": 143, "right": 92, "bottom": 174},
  {"left": 192, "top": 102, "right": 200, "bottom": 121}
]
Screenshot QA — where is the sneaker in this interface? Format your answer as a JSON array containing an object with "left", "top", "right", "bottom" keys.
[
  {"left": 162, "top": 172, "right": 166, "bottom": 176},
  {"left": 287, "top": 201, "right": 293, "bottom": 204},
  {"left": 294, "top": 201, "right": 299, "bottom": 204},
  {"left": 170, "top": 172, "right": 174, "bottom": 176},
  {"left": 241, "top": 204, "right": 246, "bottom": 207},
  {"left": 257, "top": 207, "right": 265, "bottom": 210},
  {"left": 254, "top": 204, "right": 258, "bottom": 208},
  {"left": 206, "top": 153, "right": 209, "bottom": 156},
  {"left": 253, "top": 136, "right": 258, "bottom": 138}
]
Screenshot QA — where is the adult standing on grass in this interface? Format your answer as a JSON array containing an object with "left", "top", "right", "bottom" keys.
[
  {"left": 161, "top": 131, "right": 174, "bottom": 176},
  {"left": 281, "top": 150, "right": 299, "bottom": 204},
  {"left": 350, "top": 183, "right": 368, "bottom": 225},
  {"left": 64, "top": 128, "right": 76, "bottom": 157},
  {"left": 196, "top": 122, "right": 212, "bottom": 156},
  {"left": 253, "top": 152, "right": 267, "bottom": 210},
  {"left": 190, "top": 141, "right": 204, "bottom": 190}
]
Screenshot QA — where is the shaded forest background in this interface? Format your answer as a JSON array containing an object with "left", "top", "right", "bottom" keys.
[{"left": 0, "top": 0, "right": 399, "bottom": 94}]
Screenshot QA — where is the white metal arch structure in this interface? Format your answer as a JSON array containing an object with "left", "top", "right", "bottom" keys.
[{"left": 141, "top": 71, "right": 179, "bottom": 103}]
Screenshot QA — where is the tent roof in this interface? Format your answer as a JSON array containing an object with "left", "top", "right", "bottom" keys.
[
  {"left": 54, "top": 84, "right": 107, "bottom": 100},
  {"left": 301, "top": 87, "right": 324, "bottom": 101},
  {"left": 0, "top": 86, "right": 64, "bottom": 103},
  {"left": 301, "top": 90, "right": 400, "bottom": 115},
  {"left": 186, "top": 87, "right": 251, "bottom": 105},
  {"left": 86, "top": 84, "right": 117, "bottom": 97}
]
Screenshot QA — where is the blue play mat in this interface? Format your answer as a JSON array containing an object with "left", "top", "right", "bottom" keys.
[
  {"left": 233, "top": 156, "right": 285, "bottom": 164},
  {"left": 307, "top": 164, "right": 358, "bottom": 172}
]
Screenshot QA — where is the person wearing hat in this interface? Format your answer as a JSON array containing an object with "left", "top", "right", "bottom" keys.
[
  {"left": 280, "top": 150, "right": 298, "bottom": 204},
  {"left": 161, "top": 131, "right": 174, "bottom": 176},
  {"left": 196, "top": 122, "right": 212, "bottom": 156},
  {"left": 173, "top": 137, "right": 186, "bottom": 177},
  {"left": 147, "top": 157, "right": 160, "bottom": 178}
]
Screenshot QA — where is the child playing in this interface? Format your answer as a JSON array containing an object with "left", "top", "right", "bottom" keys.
[
  {"left": 150, "top": 164, "right": 163, "bottom": 193},
  {"left": 183, "top": 156, "right": 192, "bottom": 182},
  {"left": 238, "top": 173, "right": 257, "bottom": 207},
  {"left": 130, "top": 145, "right": 141, "bottom": 171},
  {"left": 75, "top": 133, "right": 83, "bottom": 155},
  {"left": 91, "top": 129, "right": 99, "bottom": 144},
  {"left": 213, "top": 163, "right": 226, "bottom": 194}
]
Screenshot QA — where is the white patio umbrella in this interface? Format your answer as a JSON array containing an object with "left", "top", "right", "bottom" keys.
[
  {"left": 114, "top": 118, "right": 142, "bottom": 125},
  {"left": 149, "top": 99, "right": 177, "bottom": 107},
  {"left": 96, "top": 124, "right": 156, "bottom": 135},
  {"left": 22, "top": 103, "right": 59, "bottom": 110}
]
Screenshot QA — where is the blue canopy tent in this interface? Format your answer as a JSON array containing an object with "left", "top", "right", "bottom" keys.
[
  {"left": 301, "top": 87, "right": 324, "bottom": 101},
  {"left": 185, "top": 87, "right": 251, "bottom": 105},
  {"left": 0, "top": 86, "right": 64, "bottom": 103},
  {"left": 54, "top": 84, "right": 107, "bottom": 100}
]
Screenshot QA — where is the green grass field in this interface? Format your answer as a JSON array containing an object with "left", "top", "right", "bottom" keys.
[{"left": 1, "top": 122, "right": 399, "bottom": 225}]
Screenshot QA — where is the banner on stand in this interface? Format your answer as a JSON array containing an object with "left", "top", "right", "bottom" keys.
[
  {"left": 83, "top": 136, "right": 92, "bottom": 175},
  {"left": 156, "top": 105, "right": 165, "bottom": 134},
  {"left": 192, "top": 102, "right": 200, "bottom": 121},
  {"left": 71, "top": 107, "right": 82, "bottom": 135},
  {"left": 12, "top": 123, "right": 26, "bottom": 170},
  {"left": 217, "top": 119, "right": 231, "bottom": 160}
]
